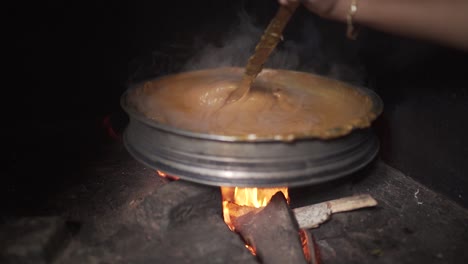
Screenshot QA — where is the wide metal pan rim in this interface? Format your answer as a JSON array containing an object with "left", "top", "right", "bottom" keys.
[{"left": 120, "top": 67, "right": 383, "bottom": 142}]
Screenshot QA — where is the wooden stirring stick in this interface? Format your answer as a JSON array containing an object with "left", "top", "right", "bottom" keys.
[{"left": 224, "top": 2, "right": 300, "bottom": 105}]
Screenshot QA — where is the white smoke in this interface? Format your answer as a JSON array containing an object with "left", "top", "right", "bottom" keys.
[
  {"left": 182, "top": 11, "right": 302, "bottom": 71},
  {"left": 182, "top": 10, "right": 367, "bottom": 86}
]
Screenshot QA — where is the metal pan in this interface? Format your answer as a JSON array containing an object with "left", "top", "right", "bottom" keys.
[{"left": 121, "top": 67, "right": 383, "bottom": 187}]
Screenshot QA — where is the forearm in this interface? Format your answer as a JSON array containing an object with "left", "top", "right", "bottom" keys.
[
  {"left": 353, "top": 0, "right": 468, "bottom": 50},
  {"left": 288, "top": 0, "right": 468, "bottom": 51}
]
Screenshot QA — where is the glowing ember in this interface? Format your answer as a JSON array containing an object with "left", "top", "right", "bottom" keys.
[
  {"left": 156, "top": 170, "right": 166, "bottom": 177},
  {"left": 102, "top": 115, "right": 121, "bottom": 141},
  {"left": 220, "top": 187, "right": 289, "bottom": 231},
  {"left": 245, "top": 244, "right": 256, "bottom": 256},
  {"left": 156, "top": 170, "right": 180, "bottom": 181},
  {"left": 299, "top": 229, "right": 311, "bottom": 263}
]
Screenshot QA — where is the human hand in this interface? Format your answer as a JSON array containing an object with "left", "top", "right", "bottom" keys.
[
  {"left": 281, "top": 0, "right": 468, "bottom": 51},
  {"left": 278, "top": 0, "right": 348, "bottom": 21}
]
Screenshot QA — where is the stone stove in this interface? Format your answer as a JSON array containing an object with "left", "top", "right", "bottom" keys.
[{"left": 2, "top": 138, "right": 467, "bottom": 264}]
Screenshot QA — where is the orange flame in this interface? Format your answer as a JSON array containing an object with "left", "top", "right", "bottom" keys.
[{"left": 220, "top": 187, "right": 289, "bottom": 231}]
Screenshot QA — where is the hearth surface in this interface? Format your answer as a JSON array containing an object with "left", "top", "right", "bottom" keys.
[{"left": 2, "top": 140, "right": 467, "bottom": 264}]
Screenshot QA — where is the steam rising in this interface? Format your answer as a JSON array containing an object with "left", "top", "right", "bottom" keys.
[
  {"left": 182, "top": 11, "right": 366, "bottom": 86},
  {"left": 129, "top": 8, "right": 367, "bottom": 87},
  {"left": 184, "top": 12, "right": 306, "bottom": 72}
]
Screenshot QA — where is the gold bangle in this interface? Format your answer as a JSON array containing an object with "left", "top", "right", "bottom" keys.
[{"left": 346, "top": 0, "right": 360, "bottom": 40}]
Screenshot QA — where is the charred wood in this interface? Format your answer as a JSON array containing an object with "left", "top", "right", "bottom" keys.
[{"left": 233, "top": 192, "right": 308, "bottom": 264}]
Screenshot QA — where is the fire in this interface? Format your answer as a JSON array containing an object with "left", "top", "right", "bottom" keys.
[
  {"left": 156, "top": 170, "right": 167, "bottom": 177},
  {"left": 220, "top": 187, "right": 289, "bottom": 231},
  {"left": 156, "top": 170, "right": 180, "bottom": 181},
  {"left": 300, "top": 229, "right": 311, "bottom": 263},
  {"left": 245, "top": 244, "right": 257, "bottom": 256}
]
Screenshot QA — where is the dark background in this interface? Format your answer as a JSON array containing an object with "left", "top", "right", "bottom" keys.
[{"left": 3, "top": 0, "right": 468, "bottom": 217}]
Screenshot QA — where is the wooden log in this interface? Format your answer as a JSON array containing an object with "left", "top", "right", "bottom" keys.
[
  {"left": 293, "top": 194, "right": 378, "bottom": 229},
  {"left": 233, "top": 192, "right": 308, "bottom": 264}
]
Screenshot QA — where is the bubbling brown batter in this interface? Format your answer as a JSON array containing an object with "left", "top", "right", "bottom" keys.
[{"left": 127, "top": 67, "right": 376, "bottom": 140}]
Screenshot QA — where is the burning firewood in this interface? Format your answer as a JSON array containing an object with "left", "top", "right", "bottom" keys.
[
  {"left": 220, "top": 184, "right": 377, "bottom": 264},
  {"left": 232, "top": 192, "right": 308, "bottom": 264}
]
